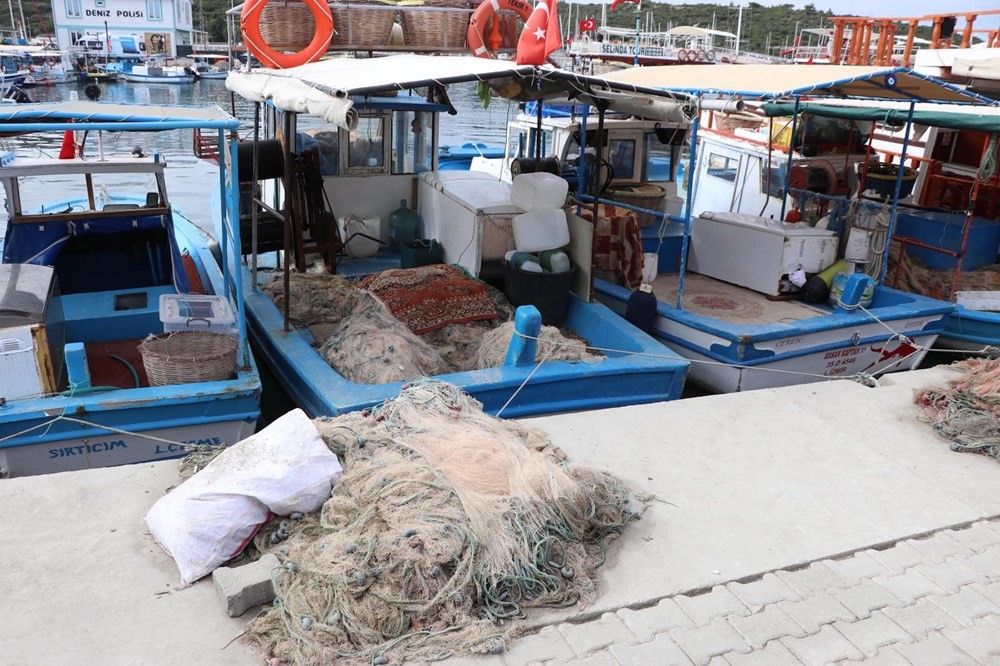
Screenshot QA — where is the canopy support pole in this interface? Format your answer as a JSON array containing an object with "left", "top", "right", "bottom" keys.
[
  {"left": 535, "top": 97, "right": 543, "bottom": 171},
  {"left": 948, "top": 133, "right": 997, "bottom": 299},
  {"left": 282, "top": 111, "right": 295, "bottom": 332},
  {"left": 879, "top": 99, "right": 916, "bottom": 285},
  {"left": 779, "top": 96, "right": 801, "bottom": 222},
  {"left": 676, "top": 93, "right": 700, "bottom": 310},
  {"left": 251, "top": 101, "right": 260, "bottom": 292}
]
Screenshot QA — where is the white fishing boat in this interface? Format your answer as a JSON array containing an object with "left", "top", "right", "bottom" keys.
[{"left": 123, "top": 58, "right": 197, "bottom": 84}]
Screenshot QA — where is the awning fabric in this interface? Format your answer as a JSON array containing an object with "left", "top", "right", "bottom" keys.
[
  {"left": 0, "top": 101, "right": 237, "bottom": 129},
  {"left": 762, "top": 101, "right": 1000, "bottom": 133}
]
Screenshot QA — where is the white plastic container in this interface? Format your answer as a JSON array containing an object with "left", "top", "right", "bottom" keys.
[
  {"left": 512, "top": 209, "right": 570, "bottom": 253},
  {"left": 510, "top": 172, "right": 570, "bottom": 211},
  {"left": 159, "top": 294, "right": 238, "bottom": 336},
  {"left": 338, "top": 215, "right": 382, "bottom": 257}
]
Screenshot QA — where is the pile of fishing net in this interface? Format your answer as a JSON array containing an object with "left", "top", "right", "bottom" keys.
[
  {"left": 245, "top": 380, "right": 638, "bottom": 665},
  {"left": 265, "top": 272, "right": 601, "bottom": 385},
  {"left": 915, "top": 357, "right": 1000, "bottom": 461}
]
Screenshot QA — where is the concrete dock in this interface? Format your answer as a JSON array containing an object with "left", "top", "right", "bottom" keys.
[{"left": 3, "top": 365, "right": 1000, "bottom": 665}]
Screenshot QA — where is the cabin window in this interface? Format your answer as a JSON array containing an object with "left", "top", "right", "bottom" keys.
[
  {"left": 65, "top": 0, "right": 82, "bottom": 18},
  {"left": 644, "top": 133, "right": 675, "bottom": 182},
  {"left": 147, "top": 0, "right": 163, "bottom": 21},
  {"left": 608, "top": 138, "right": 636, "bottom": 181},
  {"left": 707, "top": 153, "right": 738, "bottom": 182},
  {"left": 521, "top": 128, "right": 552, "bottom": 159},
  {"left": 391, "top": 110, "right": 435, "bottom": 174},
  {"left": 346, "top": 115, "right": 387, "bottom": 172},
  {"left": 761, "top": 162, "right": 787, "bottom": 199}
]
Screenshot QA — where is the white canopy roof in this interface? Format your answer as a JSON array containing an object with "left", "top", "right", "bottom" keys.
[
  {"left": 665, "top": 26, "right": 737, "bottom": 39},
  {"left": 0, "top": 101, "right": 238, "bottom": 130}
]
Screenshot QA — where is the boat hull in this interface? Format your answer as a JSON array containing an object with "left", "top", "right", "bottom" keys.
[
  {"left": 122, "top": 73, "right": 195, "bottom": 84},
  {"left": 937, "top": 305, "right": 1000, "bottom": 352},
  {"left": 595, "top": 279, "right": 951, "bottom": 393}
]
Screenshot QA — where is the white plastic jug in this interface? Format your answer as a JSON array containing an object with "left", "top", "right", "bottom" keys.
[{"left": 512, "top": 209, "right": 570, "bottom": 253}]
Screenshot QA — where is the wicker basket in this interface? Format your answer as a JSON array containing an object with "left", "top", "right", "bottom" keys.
[
  {"left": 258, "top": 0, "right": 317, "bottom": 51},
  {"left": 401, "top": 0, "right": 474, "bottom": 50},
  {"left": 139, "top": 330, "right": 238, "bottom": 387},
  {"left": 606, "top": 183, "right": 668, "bottom": 227},
  {"left": 714, "top": 113, "right": 762, "bottom": 134},
  {"left": 330, "top": 2, "right": 397, "bottom": 47}
]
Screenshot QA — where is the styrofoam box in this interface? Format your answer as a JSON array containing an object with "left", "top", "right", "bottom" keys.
[
  {"left": 159, "top": 294, "right": 238, "bottom": 336},
  {"left": 512, "top": 209, "right": 570, "bottom": 253},
  {"left": 510, "top": 172, "right": 570, "bottom": 212}
]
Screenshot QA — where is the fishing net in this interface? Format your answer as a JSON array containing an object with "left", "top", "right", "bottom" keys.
[
  {"left": 262, "top": 273, "right": 377, "bottom": 327},
  {"left": 915, "top": 357, "right": 1000, "bottom": 461},
  {"left": 477, "top": 322, "right": 602, "bottom": 369},
  {"left": 245, "top": 380, "right": 638, "bottom": 665}
]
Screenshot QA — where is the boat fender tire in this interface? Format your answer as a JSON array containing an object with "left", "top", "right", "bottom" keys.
[
  {"left": 696, "top": 49, "right": 707, "bottom": 61},
  {"left": 241, "top": 0, "right": 333, "bottom": 69},
  {"left": 467, "top": 0, "right": 533, "bottom": 58},
  {"left": 707, "top": 50, "right": 716, "bottom": 62}
]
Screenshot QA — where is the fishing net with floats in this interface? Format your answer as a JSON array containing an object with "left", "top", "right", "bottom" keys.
[
  {"left": 476, "top": 322, "right": 602, "bottom": 369},
  {"left": 245, "top": 380, "right": 638, "bottom": 665},
  {"left": 916, "top": 357, "right": 1000, "bottom": 461}
]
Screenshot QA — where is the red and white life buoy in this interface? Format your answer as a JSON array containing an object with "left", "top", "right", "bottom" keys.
[
  {"left": 706, "top": 50, "right": 716, "bottom": 62},
  {"left": 676, "top": 48, "right": 687, "bottom": 62},
  {"left": 241, "top": 0, "right": 333, "bottom": 69},
  {"left": 467, "top": 0, "right": 533, "bottom": 58},
  {"left": 696, "top": 49, "right": 707, "bottom": 61},
  {"left": 685, "top": 49, "right": 697, "bottom": 62}
]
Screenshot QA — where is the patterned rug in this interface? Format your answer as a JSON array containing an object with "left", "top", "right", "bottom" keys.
[{"left": 359, "top": 264, "right": 498, "bottom": 334}]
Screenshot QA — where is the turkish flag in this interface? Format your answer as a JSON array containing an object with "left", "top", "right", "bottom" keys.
[
  {"left": 609, "top": 0, "right": 639, "bottom": 10},
  {"left": 579, "top": 17, "right": 596, "bottom": 32},
  {"left": 516, "top": 0, "right": 562, "bottom": 65}
]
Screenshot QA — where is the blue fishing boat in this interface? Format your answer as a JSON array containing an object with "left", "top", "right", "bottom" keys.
[
  {"left": 224, "top": 55, "right": 690, "bottom": 418},
  {"left": 0, "top": 102, "right": 260, "bottom": 478}
]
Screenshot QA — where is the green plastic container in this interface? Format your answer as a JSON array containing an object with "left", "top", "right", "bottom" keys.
[
  {"left": 401, "top": 239, "right": 444, "bottom": 268},
  {"left": 388, "top": 199, "right": 422, "bottom": 251}
]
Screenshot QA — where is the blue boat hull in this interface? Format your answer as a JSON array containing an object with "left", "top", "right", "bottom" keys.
[{"left": 938, "top": 305, "right": 1000, "bottom": 352}]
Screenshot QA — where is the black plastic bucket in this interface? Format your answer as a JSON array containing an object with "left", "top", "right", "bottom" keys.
[{"left": 503, "top": 261, "right": 577, "bottom": 327}]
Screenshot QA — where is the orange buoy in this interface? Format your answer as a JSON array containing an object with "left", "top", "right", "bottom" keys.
[
  {"left": 241, "top": 0, "right": 333, "bottom": 69},
  {"left": 467, "top": 0, "right": 533, "bottom": 58}
]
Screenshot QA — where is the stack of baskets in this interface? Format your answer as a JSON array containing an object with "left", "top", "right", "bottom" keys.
[
  {"left": 329, "top": 1, "right": 397, "bottom": 47},
  {"left": 139, "top": 330, "right": 238, "bottom": 387},
  {"left": 401, "top": 0, "right": 474, "bottom": 49},
  {"left": 258, "top": 0, "right": 317, "bottom": 51}
]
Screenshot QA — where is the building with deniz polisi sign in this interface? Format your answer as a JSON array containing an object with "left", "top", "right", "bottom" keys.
[{"left": 50, "top": 0, "right": 199, "bottom": 57}]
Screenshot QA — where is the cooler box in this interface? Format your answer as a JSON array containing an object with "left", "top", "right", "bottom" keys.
[
  {"left": 0, "top": 264, "right": 64, "bottom": 401},
  {"left": 894, "top": 211, "right": 1000, "bottom": 271},
  {"left": 159, "top": 294, "right": 237, "bottom": 336},
  {"left": 418, "top": 171, "right": 521, "bottom": 276},
  {"left": 689, "top": 212, "right": 838, "bottom": 296}
]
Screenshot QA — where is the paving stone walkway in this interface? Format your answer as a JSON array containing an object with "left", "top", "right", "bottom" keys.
[{"left": 446, "top": 519, "right": 1000, "bottom": 665}]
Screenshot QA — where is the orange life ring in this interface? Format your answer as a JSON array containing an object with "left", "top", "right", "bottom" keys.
[
  {"left": 241, "top": 0, "right": 333, "bottom": 69},
  {"left": 696, "top": 49, "right": 707, "bottom": 61},
  {"left": 467, "top": 0, "right": 533, "bottom": 58}
]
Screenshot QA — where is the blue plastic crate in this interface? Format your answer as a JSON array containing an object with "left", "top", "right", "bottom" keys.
[{"left": 894, "top": 211, "right": 1000, "bottom": 271}]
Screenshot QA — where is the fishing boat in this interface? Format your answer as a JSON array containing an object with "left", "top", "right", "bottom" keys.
[
  {"left": 0, "top": 101, "right": 260, "bottom": 478},
  {"left": 223, "top": 55, "right": 690, "bottom": 418},
  {"left": 568, "top": 65, "right": 990, "bottom": 393},
  {"left": 191, "top": 54, "right": 230, "bottom": 80},
  {"left": 122, "top": 58, "right": 197, "bottom": 84}
]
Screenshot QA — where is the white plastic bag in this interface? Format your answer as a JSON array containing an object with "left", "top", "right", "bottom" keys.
[{"left": 145, "top": 409, "right": 342, "bottom": 584}]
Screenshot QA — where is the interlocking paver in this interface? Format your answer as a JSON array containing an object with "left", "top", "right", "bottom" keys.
[
  {"left": 675, "top": 586, "right": 749, "bottom": 627},
  {"left": 915, "top": 558, "right": 987, "bottom": 593},
  {"left": 830, "top": 579, "right": 903, "bottom": 619},
  {"left": 961, "top": 549, "right": 1000, "bottom": 577},
  {"left": 781, "top": 625, "right": 864, "bottom": 663},
  {"left": 867, "top": 542, "right": 928, "bottom": 576},
  {"left": 778, "top": 592, "right": 856, "bottom": 634},
  {"left": 833, "top": 611, "right": 913, "bottom": 657},
  {"left": 557, "top": 613, "right": 636, "bottom": 657},
  {"left": 824, "top": 552, "right": 893, "bottom": 587},
  {"left": 501, "top": 626, "right": 575, "bottom": 664},
  {"left": 561, "top": 650, "right": 619, "bottom": 666},
  {"left": 883, "top": 597, "right": 964, "bottom": 639},
  {"left": 892, "top": 631, "right": 975, "bottom": 666},
  {"left": 670, "top": 617, "right": 750, "bottom": 665},
  {"left": 609, "top": 632, "right": 692, "bottom": 665},
  {"left": 727, "top": 573, "right": 800, "bottom": 612},
  {"left": 727, "top": 605, "right": 806, "bottom": 649},
  {"left": 942, "top": 619, "right": 1000, "bottom": 663},
  {"left": 872, "top": 569, "right": 947, "bottom": 605},
  {"left": 946, "top": 522, "right": 1000, "bottom": 551},
  {"left": 616, "top": 598, "right": 694, "bottom": 642},
  {"left": 776, "top": 562, "right": 845, "bottom": 596},
  {"left": 724, "top": 641, "right": 803, "bottom": 665},
  {"left": 907, "top": 533, "right": 974, "bottom": 565},
  {"left": 930, "top": 586, "right": 1000, "bottom": 627},
  {"left": 848, "top": 646, "right": 912, "bottom": 666},
  {"left": 970, "top": 581, "right": 1000, "bottom": 607}
]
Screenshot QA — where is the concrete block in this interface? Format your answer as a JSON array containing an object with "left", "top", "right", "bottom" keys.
[
  {"left": 727, "top": 573, "right": 800, "bottom": 612},
  {"left": 894, "top": 631, "right": 977, "bottom": 666},
  {"left": 727, "top": 605, "right": 805, "bottom": 649},
  {"left": 833, "top": 611, "right": 913, "bottom": 657},
  {"left": 830, "top": 579, "right": 903, "bottom": 619},
  {"left": 883, "top": 597, "right": 963, "bottom": 640},
  {"left": 907, "top": 533, "right": 974, "bottom": 565},
  {"left": 616, "top": 598, "right": 694, "bottom": 642},
  {"left": 942, "top": 619, "right": 1000, "bottom": 663},
  {"left": 557, "top": 613, "right": 637, "bottom": 657},
  {"left": 670, "top": 617, "right": 750, "bottom": 665},
  {"left": 867, "top": 542, "right": 928, "bottom": 575},
  {"left": 824, "top": 551, "right": 892, "bottom": 587},
  {"left": 775, "top": 562, "right": 844, "bottom": 596},
  {"left": 675, "top": 585, "right": 749, "bottom": 627},
  {"left": 859, "top": 647, "right": 912, "bottom": 666},
  {"left": 929, "top": 586, "right": 1000, "bottom": 626},
  {"left": 724, "top": 642, "right": 804, "bottom": 666},
  {"left": 960, "top": 548, "right": 1000, "bottom": 576},
  {"left": 501, "top": 626, "right": 574, "bottom": 664},
  {"left": 970, "top": 581, "right": 1000, "bottom": 607},
  {"left": 609, "top": 633, "right": 692, "bottom": 665},
  {"left": 777, "top": 593, "right": 856, "bottom": 634},
  {"left": 781, "top": 625, "right": 864, "bottom": 663},
  {"left": 915, "top": 558, "right": 986, "bottom": 593},
  {"left": 946, "top": 521, "right": 1000, "bottom": 552},
  {"left": 212, "top": 553, "right": 280, "bottom": 618},
  {"left": 561, "top": 650, "right": 619, "bottom": 666},
  {"left": 872, "top": 570, "right": 947, "bottom": 605}
]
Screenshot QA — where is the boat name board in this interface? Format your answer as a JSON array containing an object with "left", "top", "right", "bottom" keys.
[
  {"left": 48, "top": 435, "right": 223, "bottom": 459},
  {"left": 601, "top": 43, "right": 666, "bottom": 57}
]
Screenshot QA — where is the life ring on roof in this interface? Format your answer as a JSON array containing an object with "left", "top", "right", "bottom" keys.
[
  {"left": 676, "top": 49, "right": 687, "bottom": 61},
  {"left": 241, "top": 0, "right": 333, "bottom": 69},
  {"left": 467, "top": 0, "right": 533, "bottom": 58},
  {"left": 696, "top": 49, "right": 707, "bottom": 61},
  {"left": 706, "top": 50, "right": 716, "bottom": 62}
]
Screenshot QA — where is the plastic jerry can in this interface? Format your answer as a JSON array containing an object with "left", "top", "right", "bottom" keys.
[{"left": 388, "top": 199, "right": 422, "bottom": 252}]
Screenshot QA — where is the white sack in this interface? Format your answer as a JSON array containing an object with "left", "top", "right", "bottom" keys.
[
  {"left": 510, "top": 172, "right": 569, "bottom": 211},
  {"left": 145, "top": 409, "right": 342, "bottom": 584}
]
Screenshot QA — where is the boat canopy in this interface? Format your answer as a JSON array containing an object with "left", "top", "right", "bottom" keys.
[
  {"left": 0, "top": 101, "right": 239, "bottom": 131},
  {"left": 665, "top": 26, "right": 737, "bottom": 39},
  {"left": 762, "top": 99, "right": 1000, "bottom": 132},
  {"left": 595, "top": 64, "right": 996, "bottom": 104}
]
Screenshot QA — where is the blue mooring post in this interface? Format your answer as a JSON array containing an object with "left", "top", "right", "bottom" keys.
[{"left": 505, "top": 306, "right": 542, "bottom": 366}]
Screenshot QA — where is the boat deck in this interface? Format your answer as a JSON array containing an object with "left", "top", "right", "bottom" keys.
[
  {"left": 650, "top": 272, "right": 828, "bottom": 325},
  {"left": 84, "top": 338, "right": 150, "bottom": 389}
]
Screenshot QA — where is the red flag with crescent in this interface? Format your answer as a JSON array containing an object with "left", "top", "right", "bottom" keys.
[
  {"left": 609, "top": 0, "right": 639, "bottom": 10},
  {"left": 516, "top": 0, "right": 562, "bottom": 65},
  {"left": 579, "top": 17, "right": 596, "bottom": 32}
]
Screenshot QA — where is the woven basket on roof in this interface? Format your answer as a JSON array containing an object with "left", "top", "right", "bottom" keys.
[
  {"left": 401, "top": 0, "right": 474, "bottom": 50},
  {"left": 714, "top": 113, "right": 762, "bottom": 134},
  {"left": 329, "top": 2, "right": 397, "bottom": 47},
  {"left": 606, "top": 183, "right": 668, "bottom": 228},
  {"left": 258, "top": 0, "right": 318, "bottom": 51},
  {"left": 139, "top": 330, "right": 238, "bottom": 387}
]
